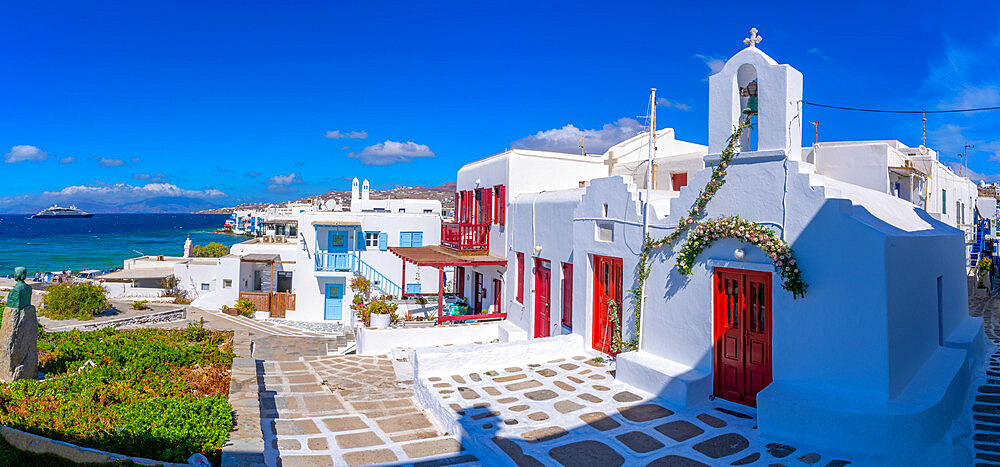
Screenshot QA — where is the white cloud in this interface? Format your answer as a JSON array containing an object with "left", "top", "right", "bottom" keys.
[
  {"left": 694, "top": 54, "right": 726, "bottom": 78},
  {"left": 130, "top": 157, "right": 140, "bottom": 163},
  {"left": 807, "top": 47, "right": 834, "bottom": 62},
  {"left": 348, "top": 141, "right": 435, "bottom": 166},
  {"left": 132, "top": 173, "right": 170, "bottom": 182},
  {"left": 340, "top": 145, "right": 350, "bottom": 151},
  {"left": 4, "top": 145, "right": 49, "bottom": 163},
  {"left": 37, "top": 182, "right": 225, "bottom": 202},
  {"left": 325, "top": 130, "right": 369, "bottom": 139},
  {"left": 511, "top": 117, "right": 643, "bottom": 154},
  {"left": 945, "top": 162, "right": 1000, "bottom": 183},
  {"left": 656, "top": 97, "right": 692, "bottom": 111},
  {"left": 265, "top": 173, "right": 304, "bottom": 193},
  {"left": 59, "top": 156, "right": 75, "bottom": 164},
  {"left": 96, "top": 157, "right": 125, "bottom": 167}
]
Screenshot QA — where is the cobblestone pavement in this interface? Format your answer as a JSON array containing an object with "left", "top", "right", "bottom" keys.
[
  {"left": 421, "top": 355, "right": 855, "bottom": 466},
  {"left": 969, "top": 290, "right": 1000, "bottom": 466}
]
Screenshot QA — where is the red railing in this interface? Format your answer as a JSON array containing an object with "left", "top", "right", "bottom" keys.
[{"left": 441, "top": 222, "right": 490, "bottom": 251}]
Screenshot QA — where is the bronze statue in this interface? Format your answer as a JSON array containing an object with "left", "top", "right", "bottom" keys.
[{"left": 6, "top": 267, "right": 31, "bottom": 311}]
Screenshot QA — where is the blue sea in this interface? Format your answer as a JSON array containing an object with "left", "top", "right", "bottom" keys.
[{"left": 0, "top": 214, "right": 248, "bottom": 275}]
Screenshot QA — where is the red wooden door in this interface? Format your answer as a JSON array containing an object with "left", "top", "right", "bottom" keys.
[
  {"left": 473, "top": 272, "right": 483, "bottom": 313},
  {"left": 534, "top": 260, "right": 551, "bottom": 338},
  {"left": 713, "top": 268, "right": 772, "bottom": 407},
  {"left": 456, "top": 266, "right": 465, "bottom": 298},
  {"left": 671, "top": 172, "right": 688, "bottom": 190},
  {"left": 592, "top": 255, "right": 623, "bottom": 355},
  {"left": 493, "top": 279, "right": 502, "bottom": 314}
]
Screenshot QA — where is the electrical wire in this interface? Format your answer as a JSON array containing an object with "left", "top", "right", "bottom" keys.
[{"left": 801, "top": 101, "right": 1000, "bottom": 114}]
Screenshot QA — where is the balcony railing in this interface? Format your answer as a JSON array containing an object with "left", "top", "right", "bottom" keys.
[
  {"left": 315, "top": 251, "right": 355, "bottom": 271},
  {"left": 441, "top": 222, "right": 489, "bottom": 251}
]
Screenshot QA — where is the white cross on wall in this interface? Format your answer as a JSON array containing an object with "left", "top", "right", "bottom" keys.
[{"left": 743, "top": 28, "right": 762, "bottom": 47}]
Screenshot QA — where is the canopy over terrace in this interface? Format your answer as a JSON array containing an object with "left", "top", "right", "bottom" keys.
[{"left": 389, "top": 246, "right": 507, "bottom": 323}]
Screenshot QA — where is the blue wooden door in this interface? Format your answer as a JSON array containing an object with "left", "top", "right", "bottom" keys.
[
  {"left": 328, "top": 230, "right": 349, "bottom": 270},
  {"left": 324, "top": 283, "right": 343, "bottom": 320}
]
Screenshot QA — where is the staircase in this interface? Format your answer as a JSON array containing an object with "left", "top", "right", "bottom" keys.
[
  {"left": 353, "top": 253, "right": 402, "bottom": 298},
  {"left": 971, "top": 219, "right": 990, "bottom": 268}
]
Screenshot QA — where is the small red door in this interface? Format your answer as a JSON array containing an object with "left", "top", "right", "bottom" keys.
[
  {"left": 473, "top": 272, "right": 483, "bottom": 313},
  {"left": 713, "top": 268, "right": 772, "bottom": 407},
  {"left": 493, "top": 279, "right": 502, "bottom": 314},
  {"left": 671, "top": 172, "right": 688, "bottom": 190},
  {"left": 561, "top": 262, "right": 573, "bottom": 329},
  {"left": 534, "top": 260, "right": 551, "bottom": 338},
  {"left": 593, "top": 255, "right": 623, "bottom": 355}
]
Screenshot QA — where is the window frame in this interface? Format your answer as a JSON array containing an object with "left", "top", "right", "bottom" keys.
[{"left": 365, "top": 231, "right": 380, "bottom": 248}]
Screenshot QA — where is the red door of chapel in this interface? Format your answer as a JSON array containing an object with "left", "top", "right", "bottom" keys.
[
  {"left": 534, "top": 260, "right": 551, "bottom": 338},
  {"left": 714, "top": 268, "right": 772, "bottom": 407},
  {"left": 593, "top": 255, "right": 623, "bottom": 355}
]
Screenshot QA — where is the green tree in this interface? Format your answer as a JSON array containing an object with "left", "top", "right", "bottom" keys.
[{"left": 192, "top": 242, "right": 229, "bottom": 258}]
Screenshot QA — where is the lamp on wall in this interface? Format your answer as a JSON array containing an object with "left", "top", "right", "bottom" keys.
[
  {"left": 734, "top": 248, "right": 746, "bottom": 260},
  {"left": 533, "top": 245, "right": 543, "bottom": 254}
]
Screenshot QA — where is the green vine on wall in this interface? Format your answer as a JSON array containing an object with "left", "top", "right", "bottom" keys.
[{"left": 615, "top": 110, "right": 808, "bottom": 354}]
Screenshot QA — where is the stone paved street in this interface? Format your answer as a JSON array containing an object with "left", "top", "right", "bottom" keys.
[
  {"left": 420, "top": 355, "right": 856, "bottom": 466},
  {"left": 969, "top": 289, "right": 1000, "bottom": 466}
]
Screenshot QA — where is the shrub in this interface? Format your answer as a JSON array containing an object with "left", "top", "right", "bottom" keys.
[
  {"left": 349, "top": 275, "right": 372, "bottom": 301},
  {"left": 191, "top": 242, "right": 229, "bottom": 258},
  {"left": 131, "top": 300, "right": 149, "bottom": 310},
  {"left": 7, "top": 324, "right": 235, "bottom": 463},
  {"left": 979, "top": 257, "right": 993, "bottom": 272},
  {"left": 41, "top": 283, "right": 109, "bottom": 321},
  {"left": 415, "top": 296, "right": 427, "bottom": 306},
  {"left": 234, "top": 298, "right": 255, "bottom": 318}
]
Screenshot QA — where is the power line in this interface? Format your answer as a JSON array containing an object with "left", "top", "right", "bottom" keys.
[{"left": 801, "top": 101, "right": 1000, "bottom": 114}]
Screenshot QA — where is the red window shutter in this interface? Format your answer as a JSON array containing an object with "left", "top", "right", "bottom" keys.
[
  {"left": 562, "top": 262, "right": 573, "bottom": 328},
  {"left": 495, "top": 185, "right": 506, "bottom": 226},
  {"left": 516, "top": 252, "right": 524, "bottom": 303},
  {"left": 463, "top": 190, "right": 473, "bottom": 223},
  {"left": 454, "top": 192, "right": 460, "bottom": 219},
  {"left": 483, "top": 188, "right": 493, "bottom": 225},
  {"left": 456, "top": 266, "right": 465, "bottom": 296}
]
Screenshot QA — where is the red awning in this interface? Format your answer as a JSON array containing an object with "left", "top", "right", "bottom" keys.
[{"left": 389, "top": 246, "right": 508, "bottom": 267}]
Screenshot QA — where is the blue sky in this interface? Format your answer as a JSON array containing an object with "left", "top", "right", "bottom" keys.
[{"left": 0, "top": 1, "right": 997, "bottom": 210}]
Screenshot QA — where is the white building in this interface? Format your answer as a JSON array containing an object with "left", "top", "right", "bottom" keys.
[
  {"left": 430, "top": 34, "right": 984, "bottom": 464},
  {"left": 186, "top": 180, "right": 444, "bottom": 325}
]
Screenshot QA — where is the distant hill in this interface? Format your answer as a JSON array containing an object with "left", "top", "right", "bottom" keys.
[
  {"left": 199, "top": 182, "right": 457, "bottom": 214},
  {"left": 0, "top": 196, "right": 223, "bottom": 214}
]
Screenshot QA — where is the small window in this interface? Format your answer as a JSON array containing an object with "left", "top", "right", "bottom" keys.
[
  {"left": 201, "top": 283, "right": 210, "bottom": 291},
  {"left": 942, "top": 190, "right": 947, "bottom": 214},
  {"left": 399, "top": 208, "right": 405, "bottom": 213},
  {"left": 603, "top": 204, "right": 609, "bottom": 217},
  {"left": 365, "top": 232, "right": 380, "bottom": 248},
  {"left": 597, "top": 222, "right": 614, "bottom": 242},
  {"left": 423, "top": 209, "right": 433, "bottom": 213},
  {"left": 223, "top": 279, "right": 232, "bottom": 289}
]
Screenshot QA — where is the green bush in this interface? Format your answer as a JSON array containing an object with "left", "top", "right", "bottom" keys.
[
  {"left": 41, "top": 283, "right": 109, "bottom": 321},
  {"left": 8, "top": 324, "right": 235, "bottom": 463},
  {"left": 130, "top": 300, "right": 148, "bottom": 310},
  {"left": 235, "top": 298, "right": 255, "bottom": 317},
  {"left": 359, "top": 295, "right": 400, "bottom": 327},
  {"left": 191, "top": 242, "right": 229, "bottom": 258}
]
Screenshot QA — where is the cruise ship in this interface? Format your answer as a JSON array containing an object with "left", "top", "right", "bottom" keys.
[{"left": 30, "top": 205, "right": 94, "bottom": 219}]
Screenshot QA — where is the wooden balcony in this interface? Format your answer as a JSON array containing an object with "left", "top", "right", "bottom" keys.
[{"left": 441, "top": 222, "right": 489, "bottom": 252}]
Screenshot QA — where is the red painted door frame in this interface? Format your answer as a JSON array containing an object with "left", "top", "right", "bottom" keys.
[
  {"left": 592, "top": 255, "right": 623, "bottom": 355},
  {"left": 534, "top": 259, "right": 551, "bottom": 338},
  {"left": 473, "top": 272, "right": 483, "bottom": 313},
  {"left": 492, "top": 278, "right": 502, "bottom": 314},
  {"left": 561, "top": 262, "right": 573, "bottom": 329},
  {"left": 713, "top": 267, "right": 772, "bottom": 407}
]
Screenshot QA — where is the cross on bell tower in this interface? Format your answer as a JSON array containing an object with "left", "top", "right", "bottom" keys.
[{"left": 743, "top": 28, "right": 762, "bottom": 48}]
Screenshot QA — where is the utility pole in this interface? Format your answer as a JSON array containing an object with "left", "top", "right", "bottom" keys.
[
  {"left": 809, "top": 121, "right": 819, "bottom": 145},
  {"left": 639, "top": 87, "right": 655, "bottom": 352},
  {"left": 964, "top": 143, "right": 975, "bottom": 178}
]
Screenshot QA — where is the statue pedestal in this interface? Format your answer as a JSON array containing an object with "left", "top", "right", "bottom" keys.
[{"left": 0, "top": 306, "right": 38, "bottom": 384}]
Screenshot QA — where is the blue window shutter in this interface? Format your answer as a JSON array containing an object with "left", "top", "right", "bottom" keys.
[
  {"left": 406, "top": 283, "right": 421, "bottom": 294},
  {"left": 379, "top": 232, "right": 388, "bottom": 251},
  {"left": 400, "top": 232, "right": 411, "bottom": 248},
  {"left": 356, "top": 231, "right": 366, "bottom": 250},
  {"left": 413, "top": 232, "right": 423, "bottom": 247}
]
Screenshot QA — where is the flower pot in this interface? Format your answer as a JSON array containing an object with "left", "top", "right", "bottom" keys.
[{"left": 371, "top": 313, "right": 391, "bottom": 329}]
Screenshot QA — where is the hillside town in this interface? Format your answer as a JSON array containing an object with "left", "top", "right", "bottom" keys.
[{"left": 3, "top": 23, "right": 999, "bottom": 467}]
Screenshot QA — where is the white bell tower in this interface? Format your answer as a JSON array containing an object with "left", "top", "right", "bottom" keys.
[{"left": 708, "top": 28, "right": 803, "bottom": 160}]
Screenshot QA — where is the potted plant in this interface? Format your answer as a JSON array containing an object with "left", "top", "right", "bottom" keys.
[
  {"left": 364, "top": 295, "right": 399, "bottom": 329},
  {"left": 978, "top": 257, "right": 992, "bottom": 289}
]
